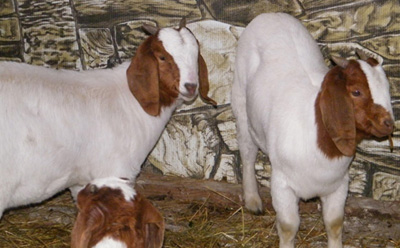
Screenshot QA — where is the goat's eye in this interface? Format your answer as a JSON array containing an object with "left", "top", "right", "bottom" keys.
[
  {"left": 159, "top": 56, "right": 166, "bottom": 61},
  {"left": 352, "top": 90, "right": 361, "bottom": 97}
]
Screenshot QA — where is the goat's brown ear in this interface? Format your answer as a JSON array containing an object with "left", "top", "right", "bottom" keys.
[
  {"left": 127, "top": 38, "right": 160, "bottom": 116},
  {"left": 144, "top": 221, "right": 165, "bottom": 248},
  {"left": 137, "top": 194, "right": 165, "bottom": 248},
  {"left": 71, "top": 224, "right": 92, "bottom": 248},
  {"left": 198, "top": 53, "right": 217, "bottom": 106},
  {"left": 319, "top": 67, "right": 356, "bottom": 156},
  {"left": 71, "top": 205, "right": 106, "bottom": 248}
]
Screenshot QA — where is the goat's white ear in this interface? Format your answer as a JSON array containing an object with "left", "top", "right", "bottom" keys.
[
  {"left": 198, "top": 53, "right": 217, "bottom": 106},
  {"left": 319, "top": 67, "right": 356, "bottom": 156},
  {"left": 127, "top": 37, "right": 160, "bottom": 116},
  {"left": 356, "top": 48, "right": 381, "bottom": 66},
  {"left": 331, "top": 56, "right": 349, "bottom": 68}
]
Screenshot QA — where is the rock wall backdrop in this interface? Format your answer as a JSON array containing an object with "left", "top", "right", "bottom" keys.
[{"left": 0, "top": 0, "right": 399, "bottom": 201}]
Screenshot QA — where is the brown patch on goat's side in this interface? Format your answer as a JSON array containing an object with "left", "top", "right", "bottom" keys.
[{"left": 127, "top": 34, "right": 180, "bottom": 116}]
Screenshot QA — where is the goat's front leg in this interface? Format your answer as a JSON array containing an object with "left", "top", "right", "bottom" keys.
[
  {"left": 320, "top": 178, "right": 348, "bottom": 248},
  {"left": 271, "top": 173, "right": 300, "bottom": 248}
]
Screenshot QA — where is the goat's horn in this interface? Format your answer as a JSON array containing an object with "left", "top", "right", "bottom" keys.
[
  {"left": 179, "top": 17, "right": 187, "bottom": 29},
  {"left": 356, "top": 49, "right": 369, "bottom": 61},
  {"left": 331, "top": 56, "right": 349, "bottom": 68},
  {"left": 89, "top": 184, "right": 98, "bottom": 194},
  {"left": 142, "top": 23, "right": 159, "bottom": 35}
]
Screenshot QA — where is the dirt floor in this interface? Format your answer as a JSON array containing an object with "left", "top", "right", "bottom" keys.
[{"left": 0, "top": 172, "right": 399, "bottom": 248}]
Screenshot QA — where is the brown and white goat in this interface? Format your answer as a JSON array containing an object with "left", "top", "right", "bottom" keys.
[
  {"left": 0, "top": 19, "right": 216, "bottom": 218},
  {"left": 231, "top": 13, "right": 394, "bottom": 248},
  {"left": 71, "top": 177, "right": 164, "bottom": 248}
]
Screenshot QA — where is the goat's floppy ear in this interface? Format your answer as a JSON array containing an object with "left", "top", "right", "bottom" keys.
[
  {"left": 127, "top": 38, "right": 160, "bottom": 116},
  {"left": 71, "top": 204, "right": 106, "bottom": 248},
  {"left": 144, "top": 222, "right": 165, "bottom": 248},
  {"left": 198, "top": 53, "right": 217, "bottom": 106},
  {"left": 71, "top": 225, "right": 92, "bottom": 248},
  {"left": 136, "top": 194, "right": 165, "bottom": 248},
  {"left": 319, "top": 66, "right": 356, "bottom": 156}
]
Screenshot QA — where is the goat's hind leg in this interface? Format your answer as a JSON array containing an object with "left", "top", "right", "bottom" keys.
[
  {"left": 231, "top": 85, "right": 262, "bottom": 214},
  {"left": 235, "top": 118, "right": 261, "bottom": 213},
  {"left": 240, "top": 139, "right": 261, "bottom": 214}
]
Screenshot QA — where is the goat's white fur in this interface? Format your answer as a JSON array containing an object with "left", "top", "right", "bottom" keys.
[
  {"left": 90, "top": 177, "right": 136, "bottom": 201},
  {"left": 159, "top": 27, "right": 200, "bottom": 100},
  {"left": 358, "top": 60, "right": 393, "bottom": 115},
  {"left": 231, "top": 13, "right": 393, "bottom": 248},
  {"left": 0, "top": 26, "right": 201, "bottom": 218},
  {"left": 93, "top": 236, "right": 127, "bottom": 248}
]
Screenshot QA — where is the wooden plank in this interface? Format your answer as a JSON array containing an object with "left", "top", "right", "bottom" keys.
[{"left": 136, "top": 172, "right": 400, "bottom": 219}]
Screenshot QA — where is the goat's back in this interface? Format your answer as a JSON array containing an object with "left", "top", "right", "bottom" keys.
[
  {"left": 234, "top": 13, "right": 329, "bottom": 151},
  {"left": 235, "top": 13, "right": 328, "bottom": 89}
]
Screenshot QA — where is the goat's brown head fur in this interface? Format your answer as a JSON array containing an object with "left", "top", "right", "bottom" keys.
[
  {"left": 71, "top": 180, "right": 165, "bottom": 248},
  {"left": 316, "top": 57, "right": 394, "bottom": 158},
  {"left": 126, "top": 21, "right": 216, "bottom": 116}
]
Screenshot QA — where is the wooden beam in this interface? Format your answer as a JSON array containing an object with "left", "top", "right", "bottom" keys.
[{"left": 136, "top": 172, "right": 400, "bottom": 219}]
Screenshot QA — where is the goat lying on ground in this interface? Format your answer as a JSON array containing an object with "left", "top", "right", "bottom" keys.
[
  {"left": 71, "top": 177, "right": 164, "bottom": 248},
  {"left": 231, "top": 13, "right": 394, "bottom": 248},
  {"left": 0, "top": 19, "right": 216, "bottom": 218}
]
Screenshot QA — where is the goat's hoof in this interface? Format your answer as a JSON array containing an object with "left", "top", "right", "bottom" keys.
[{"left": 245, "top": 197, "right": 263, "bottom": 215}]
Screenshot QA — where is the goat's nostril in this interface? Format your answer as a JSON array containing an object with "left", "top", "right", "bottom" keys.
[
  {"left": 383, "top": 118, "right": 394, "bottom": 129},
  {"left": 184, "top": 83, "right": 197, "bottom": 96}
]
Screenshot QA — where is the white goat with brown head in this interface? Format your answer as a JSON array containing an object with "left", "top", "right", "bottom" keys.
[
  {"left": 231, "top": 13, "right": 394, "bottom": 248},
  {"left": 0, "top": 19, "right": 216, "bottom": 218}
]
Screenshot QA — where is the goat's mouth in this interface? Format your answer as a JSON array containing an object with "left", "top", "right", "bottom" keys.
[
  {"left": 370, "top": 119, "right": 394, "bottom": 138},
  {"left": 180, "top": 93, "right": 198, "bottom": 103},
  {"left": 180, "top": 89, "right": 198, "bottom": 102}
]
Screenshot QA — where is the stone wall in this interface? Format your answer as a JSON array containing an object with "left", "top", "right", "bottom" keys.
[{"left": 0, "top": 0, "right": 399, "bottom": 201}]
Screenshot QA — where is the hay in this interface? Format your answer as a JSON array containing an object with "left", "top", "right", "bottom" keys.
[
  {"left": 0, "top": 191, "right": 74, "bottom": 248},
  {"left": 0, "top": 179, "right": 399, "bottom": 248}
]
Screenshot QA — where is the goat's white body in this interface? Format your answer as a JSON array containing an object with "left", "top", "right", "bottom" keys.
[
  {"left": 232, "top": 12, "right": 351, "bottom": 200},
  {"left": 232, "top": 13, "right": 352, "bottom": 248},
  {"left": 0, "top": 62, "right": 177, "bottom": 214}
]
